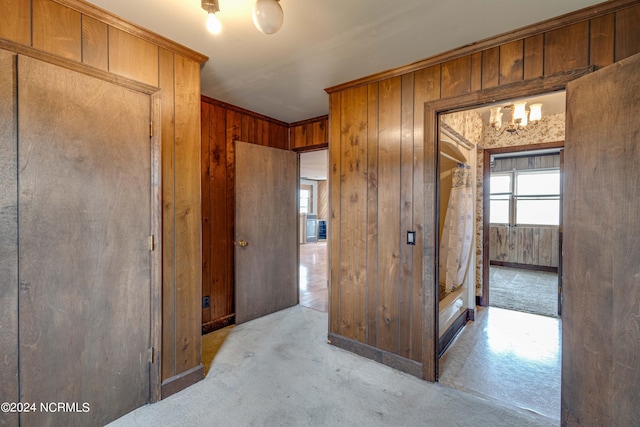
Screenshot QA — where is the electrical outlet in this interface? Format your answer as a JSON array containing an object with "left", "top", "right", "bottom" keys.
[{"left": 203, "top": 296, "right": 210, "bottom": 308}]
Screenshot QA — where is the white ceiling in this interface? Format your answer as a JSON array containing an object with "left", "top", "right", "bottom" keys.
[{"left": 88, "top": 0, "right": 600, "bottom": 123}]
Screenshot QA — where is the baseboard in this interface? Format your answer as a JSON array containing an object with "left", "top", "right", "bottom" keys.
[
  {"left": 202, "top": 314, "right": 235, "bottom": 334},
  {"left": 490, "top": 261, "right": 558, "bottom": 273},
  {"left": 476, "top": 296, "right": 485, "bottom": 307},
  {"left": 161, "top": 364, "right": 204, "bottom": 399},
  {"left": 327, "top": 333, "right": 422, "bottom": 378},
  {"left": 438, "top": 309, "right": 473, "bottom": 358}
]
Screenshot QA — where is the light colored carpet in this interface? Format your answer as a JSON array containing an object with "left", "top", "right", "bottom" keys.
[
  {"left": 109, "top": 306, "right": 554, "bottom": 427},
  {"left": 489, "top": 266, "right": 559, "bottom": 318}
]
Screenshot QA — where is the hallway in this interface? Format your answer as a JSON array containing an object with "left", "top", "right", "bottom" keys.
[{"left": 299, "top": 242, "right": 328, "bottom": 313}]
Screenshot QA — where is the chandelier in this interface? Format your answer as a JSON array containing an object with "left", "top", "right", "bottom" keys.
[
  {"left": 201, "top": 0, "right": 284, "bottom": 35},
  {"left": 490, "top": 101, "right": 542, "bottom": 135}
]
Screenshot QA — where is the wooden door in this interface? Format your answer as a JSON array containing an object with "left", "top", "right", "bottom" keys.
[
  {"left": 562, "top": 52, "right": 640, "bottom": 425},
  {"left": 234, "top": 141, "right": 298, "bottom": 324},
  {"left": 17, "top": 56, "right": 153, "bottom": 426}
]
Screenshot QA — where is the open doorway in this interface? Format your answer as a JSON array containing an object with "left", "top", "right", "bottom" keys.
[
  {"left": 436, "top": 91, "right": 565, "bottom": 422},
  {"left": 299, "top": 150, "right": 329, "bottom": 313}
]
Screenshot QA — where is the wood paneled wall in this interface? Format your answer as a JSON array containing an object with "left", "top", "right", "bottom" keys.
[
  {"left": 490, "top": 226, "right": 559, "bottom": 267},
  {"left": 326, "top": 0, "right": 640, "bottom": 376},
  {"left": 290, "top": 115, "right": 329, "bottom": 150},
  {"left": 200, "top": 96, "right": 288, "bottom": 332},
  {"left": 0, "top": 0, "right": 207, "bottom": 399}
]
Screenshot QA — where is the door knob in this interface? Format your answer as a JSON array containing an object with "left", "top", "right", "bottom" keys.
[{"left": 236, "top": 239, "right": 249, "bottom": 247}]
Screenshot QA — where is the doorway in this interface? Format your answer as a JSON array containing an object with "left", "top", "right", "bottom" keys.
[{"left": 299, "top": 150, "right": 329, "bottom": 313}]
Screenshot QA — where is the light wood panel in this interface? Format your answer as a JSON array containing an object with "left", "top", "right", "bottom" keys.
[
  {"left": 109, "top": 27, "right": 159, "bottom": 87},
  {"left": 290, "top": 116, "right": 329, "bottom": 149},
  {"left": 441, "top": 56, "right": 471, "bottom": 98},
  {"left": 366, "top": 83, "right": 379, "bottom": 346},
  {"left": 18, "top": 54, "right": 152, "bottom": 426},
  {"left": 329, "top": 92, "right": 342, "bottom": 334},
  {"left": 482, "top": 47, "right": 500, "bottom": 89},
  {"left": 0, "top": 49, "right": 18, "bottom": 427},
  {"left": 32, "top": 0, "right": 82, "bottom": 61},
  {"left": 81, "top": 15, "right": 108, "bottom": 70},
  {"left": 0, "top": 0, "right": 30, "bottom": 45},
  {"left": 562, "top": 51, "right": 640, "bottom": 426}
]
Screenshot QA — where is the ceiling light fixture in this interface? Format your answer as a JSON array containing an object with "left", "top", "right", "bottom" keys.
[
  {"left": 252, "top": 0, "right": 284, "bottom": 35},
  {"left": 202, "top": 0, "right": 222, "bottom": 35},
  {"left": 490, "top": 101, "right": 542, "bottom": 135}
]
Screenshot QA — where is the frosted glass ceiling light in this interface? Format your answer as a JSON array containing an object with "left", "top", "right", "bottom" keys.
[
  {"left": 252, "top": 0, "right": 284, "bottom": 35},
  {"left": 202, "top": 0, "right": 222, "bottom": 35},
  {"left": 490, "top": 101, "right": 543, "bottom": 136}
]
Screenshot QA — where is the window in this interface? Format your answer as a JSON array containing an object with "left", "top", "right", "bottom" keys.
[
  {"left": 300, "top": 189, "right": 310, "bottom": 214},
  {"left": 490, "top": 168, "right": 560, "bottom": 226}
]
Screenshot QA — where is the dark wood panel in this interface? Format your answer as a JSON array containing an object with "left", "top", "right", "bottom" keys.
[
  {"left": 338, "top": 85, "right": 368, "bottom": 342},
  {"left": 201, "top": 102, "right": 212, "bottom": 324},
  {"left": 174, "top": 55, "right": 202, "bottom": 374},
  {"left": 109, "top": 27, "right": 159, "bottom": 87},
  {"left": 377, "top": 77, "right": 402, "bottom": 352},
  {"left": 18, "top": 54, "right": 152, "bottom": 426},
  {"left": 226, "top": 110, "right": 241, "bottom": 318},
  {"left": 0, "top": 50, "right": 18, "bottom": 427},
  {"left": 32, "top": 0, "right": 81, "bottom": 61},
  {"left": 329, "top": 92, "right": 342, "bottom": 334},
  {"left": 159, "top": 48, "right": 176, "bottom": 382},
  {"left": 470, "top": 51, "right": 482, "bottom": 92},
  {"left": 563, "top": 52, "right": 640, "bottom": 426},
  {"left": 615, "top": 4, "right": 640, "bottom": 62},
  {"left": 523, "top": 34, "right": 544, "bottom": 80},
  {"left": 0, "top": 0, "right": 30, "bottom": 45},
  {"left": 544, "top": 21, "right": 589, "bottom": 75},
  {"left": 499, "top": 40, "right": 524, "bottom": 85},
  {"left": 590, "top": 14, "right": 614, "bottom": 69},
  {"left": 441, "top": 56, "right": 471, "bottom": 98},
  {"left": 366, "top": 83, "right": 379, "bottom": 347},
  {"left": 81, "top": 14, "right": 108, "bottom": 70},
  {"left": 482, "top": 47, "right": 500, "bottom": 89}
]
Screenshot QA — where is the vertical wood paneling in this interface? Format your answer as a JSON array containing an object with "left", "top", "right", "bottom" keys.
[
  {"left": 615, "top": 4, "right": 640, "bottom": 62},
  {"left": 329, "top": 92, "right": 342, "bottom": 334},
  {"left": 398, "top": 74, "right": 414, "bottom": 358},
  {"left": 441, "top": 56, "right": 471, "bottom": 98},
  {"left": 470, "top": 52, "right": 482, "bottom": 92},
  {"left": 226, "top": 110, "right": 241, "bottom": 324},
  {"left": 377, "top": 77, "right": 402, "bottom": 352},
  {"left": 0, "top": 50, "right": 18, "bottom": 427},
  {"left": 0, "top": 0, "right": 30, "bottom": 45},
  {"left": 339, "top": 86, "right": 368, "bottom": 342},
  {"left": 590, "top": 14, "right": 614, "bottom": 69},
  {"left": 158, "top": 48, "right": 176, "bottom": 382},
  {"left": 366, "top": 83, "right": 379, "bottom": 347},
  {"left": 499, "top": 40, "right": 524, "bottom": 85},
  {"left": 32, "top": 0, "right": 82, "bottom": 61},
  {"left": 544, "top": 21, "right": 589, "bottom": 75},
  {"left": 109, "top": 27, "right": 159, "bottom": 87},
  {"left": 174, "top": 55, "right": 202, "bottom": 374},
  {"left": 523, "top": 34, "right": 544, "bottom": 80},
  {"left": 81, "top": 15, "right": 108, "bottom": 70},
  {"left": 201, "top": 102, "right": 212, "bottom": 324},
  {"left": 482, "top": 47, "right": 500, "bottom": 89}
]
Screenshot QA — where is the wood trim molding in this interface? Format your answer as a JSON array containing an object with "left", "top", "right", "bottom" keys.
[
  {"left": 490, "top": 261, "right": 559, "bottom": 273},
  {"left": 291, "top": 142, "right": 329, "bottom": 153},
  {"left": 326, "top": 0, "right": 636, "bottom": 93},
  {"left": 53, "top": 0, "right": 208, "bottom": 64},
  {"left": 201, "top": 95, "right": 289, "bottom": 127},
  {"left": 202, "top": 314, "right": 235, "bottom": 334},
  {"left": 289, "top": 115, "right": 329, "bottom": 127},
  {"left": 327, "top": 333, "right": 423, "bottom": 379},
  {"left": 161, "top": 364, "right": 205, "bottom": 399}
]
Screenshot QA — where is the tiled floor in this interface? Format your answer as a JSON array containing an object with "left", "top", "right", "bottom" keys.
[
  {"left": 439, "top": 306, "right": 561, "bottom": 422},
  {"left": 299, "top": 241, "right": 328, "bottom": 312}
]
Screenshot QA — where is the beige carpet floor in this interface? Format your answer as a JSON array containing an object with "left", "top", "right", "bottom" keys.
[{"left": 489, "top": 266, "right": 559, "bottom": 318}]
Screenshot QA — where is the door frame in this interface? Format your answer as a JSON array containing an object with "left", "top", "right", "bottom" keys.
[
  {"left": 422, "top": 66, "right": 593, "bottom": 381},
  {"left": 481, "top": 141, "right": 564, "bottom": 308}
]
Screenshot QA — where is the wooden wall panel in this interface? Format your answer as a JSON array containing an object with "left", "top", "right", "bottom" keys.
[
  {"left": 329, "top": 92, "right": 342, "bottom": 334},
  {"left": 201, "top": 102, "right": 212, "bottom": 325},
  {"left": 499, "top": 40, "right": 524, "bottom": 85},
  {"left": 615, "top": 4, "right": 640, "bottom": 62},
  {"left": 523, "top": 34, "right": 544, "bottom": 80},
  {"left": 338, "top": 86, "right": 368, "bottom": 342},
  {"left": 81, "top": 15, "right": 108, "bottom": 70},
  {"left": 377, "top": 77, "right": 402, "bottom": 352},
  {"left": 174, "top": 55, "right": 202, "bottom": 374},
  {"left": 489, "top": 226, "right": 559, "bottom": 267},
  {"left": 0, "top": 0, "right": 30, "bottom": 45},
  {"left": 441, "top": 56, "right": 471, "bottom": 98},
  {"left": 482, "top": 47, "right": 500, "bottom": 89},
  {"left": 0, "top": 50, "right": 18, "bottom": 427},
  {"left": 470, "top": 52, "right": 482, "bottom": 92},
  {"left": 109, "top": 27, "right": 159, "bottom": 87},
  {"left": 544, "top": 21, "right": 589, "bottom": 75},
  {"left": 32, "top": 0, "right": 82, "bottom": 61},
  {"left": 159, "top": 48, "right": 176, "bottom": 382},
  {"left": 590, "top": 14, "right": 615, "bottom": 69},
  {"left": 290, "top": 117, "right": 328, "bottom": 149},
  {"left": 366, "top": 83, "right": 379, "bottom": 347}
]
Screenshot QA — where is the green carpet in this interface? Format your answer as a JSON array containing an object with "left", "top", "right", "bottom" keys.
[{"left": 489, "top": 266, "right": 559, "bottom": 318}]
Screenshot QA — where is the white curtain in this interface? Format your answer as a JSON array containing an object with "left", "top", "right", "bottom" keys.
[{"left": 439, "top": 164, "right": 474, "bottom": 293}]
